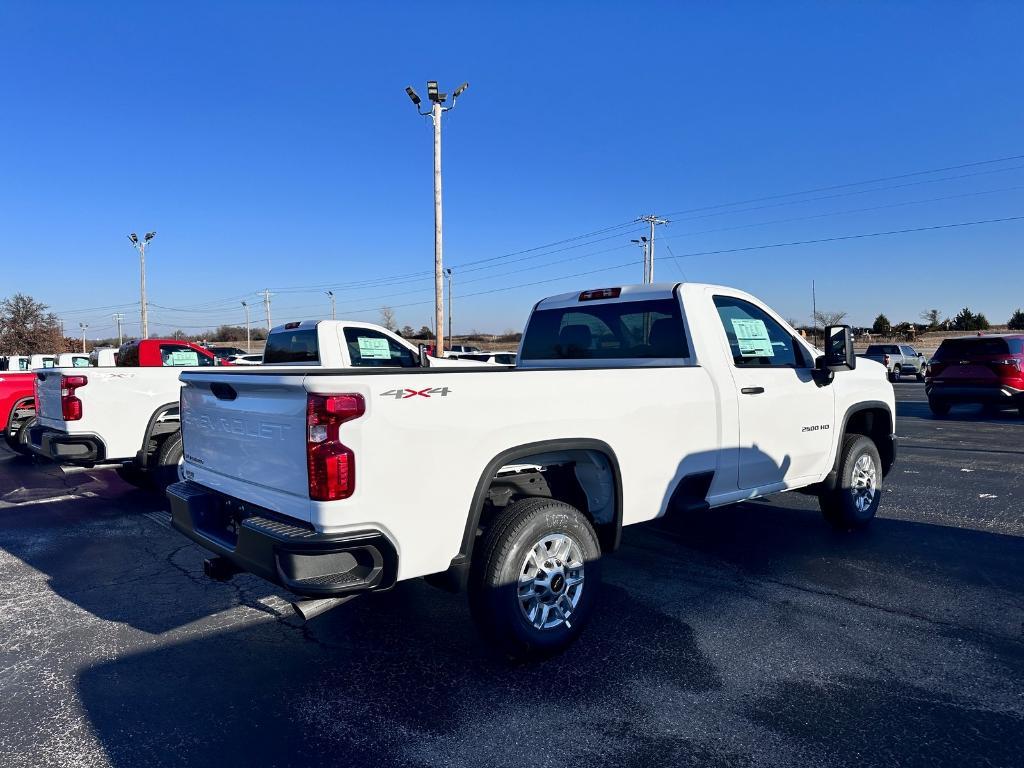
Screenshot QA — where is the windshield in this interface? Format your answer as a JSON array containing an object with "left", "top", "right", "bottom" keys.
[{"left": 934, "top": 337, "right": 1022, "bottom": 358}]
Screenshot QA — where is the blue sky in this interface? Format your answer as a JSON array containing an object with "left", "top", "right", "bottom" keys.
[{"left": 1, "top": 1, "right": 1022, "bottom": 339}]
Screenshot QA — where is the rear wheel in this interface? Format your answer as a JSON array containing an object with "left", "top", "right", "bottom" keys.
[
  {"left": 889, "top": 365, "right": 901, "bottom": 382},
  {"left": 819, "top": 435, "right": 883, "bottom": 530},
  {"left": 4, "top": 414, "right": 31, "bottom": 455},
  {"left": 469, "top": 497, "right": 601, "bottom": 660},
  {"left": 928, "top": 398, "right": 951, "bottom": 417},
  {"left": 151, "top": 431, "right": 184, "bottom": 494},
  {"left": 916, "top": 369, "right": 926, "bottom": 382}
]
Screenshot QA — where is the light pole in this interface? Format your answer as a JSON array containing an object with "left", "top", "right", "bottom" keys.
[
  {"left": 636, "top": 215, "right": 668, "bottom": 283},
  {"left": 445, "top": 268, "right": 453, "bottom": 351},
  {"left": 326, "top": 290, "right": 336, "bottom": 320},
  {"left": 79, "top": 322, "right": 89, "bottom": 353},
  {"left": 631, "top": 237, "right": 648, "bottom": 283},
  {"left": 405, "top": 79, "right": 469, "bottom": 356},
  {"left": 112, "top": 313, "right": 124, "bottom": 346},
  {"left": 241, "top": 301, "right": 251, "bottom": 352},
  {"left": 127, "top": 231, "right": 156, "bottom": 338}
]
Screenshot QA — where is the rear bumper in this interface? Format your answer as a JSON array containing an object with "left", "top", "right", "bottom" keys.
[
  {"left": 27, "top": 424, "right": 106, "bottom": 465},
  {"left": 925, "top": 382, "right": 1023, "bottom": 403},
  {"left": 167, "top": 481, "right": 398, "bottom": 598}
]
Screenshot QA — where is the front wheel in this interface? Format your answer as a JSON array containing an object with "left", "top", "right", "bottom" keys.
[
  {"left": 819, "top": 435, "right": 883, "bottom": 530},
  {"left": 469, "top": 498, "right": 602, "bottom": 660}
]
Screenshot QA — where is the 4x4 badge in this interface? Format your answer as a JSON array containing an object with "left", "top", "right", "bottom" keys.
[{"left": 380, "top": 387, "right": 452, "bottom": 400}]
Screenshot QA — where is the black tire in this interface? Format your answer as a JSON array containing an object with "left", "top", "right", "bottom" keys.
[
  {"left": 116, "top": 463, "right": 152, "bottom": 489},
  {"left": 916, "top": 370, "right": 926, "bottom": 382},
  {"left": 469, "top": 497, "right": 602, "bottom": 661},
  {"left": 889, "top": 365, "right": 901, "bottom": 382},
  {"left": 151, "top": 431, "right": 183, "bottom": 493},
  {"left": 928, "top": 398, "right": 951, "bottom": 417},
  {"left": 818, "top": 435, "right": 883, "bottom": 530},
  {"left": 4, "top": 415, "right": 32, "bottom": 455}
]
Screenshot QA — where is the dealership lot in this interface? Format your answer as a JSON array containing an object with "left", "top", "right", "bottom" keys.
[{"left": 0, "top": 384, "right": 1021, "bottom": 768}]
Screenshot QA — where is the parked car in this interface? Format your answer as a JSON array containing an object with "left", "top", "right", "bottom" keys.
[
  {"left": 168, "top": 282, "right": 895, "bottom": 659},
  {"left": 227, "top": 354, "right": 263, "bottom": 365},
  {"left": 444, "top": 344, "right": 482, "bottom": 357},
  {"left": 55, "top": 353, "right": 92, "bottom": 368},
  {"left": 207, "top": 346, "right": 247, "bottom": 361},
  {"left": 862, "top": 344, "right": 927, "bottom": 381},
  {"left": 26, "top": 338, "right": 223, "bottom": 490},
  {"left": 925, "top": 334, "right": 1024, "bottom": 417},
  {"left": 449, "top": 351, "right": 517, "bottom": 365}
]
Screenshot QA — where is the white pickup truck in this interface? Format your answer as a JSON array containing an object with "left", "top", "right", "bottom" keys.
[
  {"left": 168, "top": 282, "right": 896, "bottom": 659},
  {"left": 27, "top": 322, "right": 467, "bottom": 490}
]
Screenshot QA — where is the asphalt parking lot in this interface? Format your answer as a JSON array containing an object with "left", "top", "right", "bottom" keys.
[{"left": 1, "top": 383, "right": 1021, "bottom": 768}]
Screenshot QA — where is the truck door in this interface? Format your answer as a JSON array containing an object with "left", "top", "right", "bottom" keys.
[{"left": 712, "top": 295, "right": 835, "bottom": 490}]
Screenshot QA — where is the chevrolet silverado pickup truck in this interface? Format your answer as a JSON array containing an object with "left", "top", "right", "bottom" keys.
[
  {"left": 28, "top": 323, "right": 467, "bottom": 491},
  {"left": 168, "top": 282, "right": 897, "bottom": 659}
]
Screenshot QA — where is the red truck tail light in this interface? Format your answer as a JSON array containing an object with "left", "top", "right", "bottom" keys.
[
  {"left": 307, "top": 393, "right": 365, "bottom": 501},
  {"left": 578, "top": 287, "right": 622, "bottom": 302},
  {"left": 61, "top": 374, "right": 88, "bottom": 421}
]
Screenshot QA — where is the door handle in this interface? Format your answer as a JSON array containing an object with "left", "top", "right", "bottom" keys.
[{"left": 741, "top": 386, "right": 765, "bottom": 395}]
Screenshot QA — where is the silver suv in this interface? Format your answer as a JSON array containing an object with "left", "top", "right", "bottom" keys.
[{"left": 863, "top": 344, "right": 927, "bottom": 382}]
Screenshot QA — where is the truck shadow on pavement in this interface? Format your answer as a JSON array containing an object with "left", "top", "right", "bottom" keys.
[{"left": 71, "top": 499, "right": 1024, "bottom": 767}]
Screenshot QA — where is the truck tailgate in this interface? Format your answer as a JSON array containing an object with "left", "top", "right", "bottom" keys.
[
  {"left": 180, "top": 372, "right": 311, "bottom": 500},
  {"left": 33, "top": 370, "right": 65, "bottom": 424}
]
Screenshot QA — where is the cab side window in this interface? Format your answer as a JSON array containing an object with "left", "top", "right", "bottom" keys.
[
  {"left": 713, "top": 295, "right": 805, "bottom": 368},
  {"left": 159, "top": 344, "right": 211, "bottom": 367}
]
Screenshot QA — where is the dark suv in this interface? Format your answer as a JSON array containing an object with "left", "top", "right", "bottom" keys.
[{"left": 925, "top": 335, "right": 1024, "bottom": 417}]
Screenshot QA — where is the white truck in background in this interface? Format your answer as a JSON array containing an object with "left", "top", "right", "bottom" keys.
[
  {"left": 27, "top": 322, "right": 469, "bottom": 491},
  {"left": 168, "top": 282, "right": 897, "bottom": 659}
]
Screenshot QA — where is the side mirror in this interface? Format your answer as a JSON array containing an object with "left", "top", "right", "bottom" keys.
[
  {"left": 417, "top": 344, "right": 431, "bottom": 368},
  {"left": 823, "top": 325, "right": 856, "bottom": 369},
  {"left": 918, "top": 352, "right": 924, "bottom": 357}
]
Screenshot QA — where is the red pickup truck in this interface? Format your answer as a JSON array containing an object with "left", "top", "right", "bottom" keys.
[{"left": 1, "top": 372, "right": 35, "bottom": 453}]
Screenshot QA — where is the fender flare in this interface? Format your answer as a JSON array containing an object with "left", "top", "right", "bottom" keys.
[
  {"left": 822, "top": 400, "right": 895, "bottom": 489},
  {"left": 4, "top": 396, "right": 35, "bottom": 431},
  {"left": 138, "top": 402, "right": 180, "bottom": 467},
  {"left": 454, "top": 438, "right": 624, "bottom": 568}
]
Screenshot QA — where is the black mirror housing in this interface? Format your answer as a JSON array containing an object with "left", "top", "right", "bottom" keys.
[{"left": 823, "top": 325, "right": 856, "bottom": 369}]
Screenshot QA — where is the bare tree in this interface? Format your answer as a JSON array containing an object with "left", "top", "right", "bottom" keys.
[
  {"left": 0, "top": 293, "right": 63, "bottom": 355},
  {"left": 812, "top": 310, "right": 847, "bottom": 328},
  {"left": 379, "top": 306, "right": 397, "bottom": 332},
  {"left": 920, "top": 308, "right": 941, "bottom": 329}
]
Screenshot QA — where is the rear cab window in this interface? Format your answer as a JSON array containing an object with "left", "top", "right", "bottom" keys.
[
  {"left": 520, "top": 298, "right": 689, "bottom": 362},
  {"left": 343, "top": 328, "right": 416, "bottom": 367},
  {"left": 263, "top": 329, "right": 320, "bottom": 365}
]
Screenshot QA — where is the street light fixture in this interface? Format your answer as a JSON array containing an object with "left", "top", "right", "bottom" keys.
[
  {"left": 404, "top": 78, "right": 469, "bottom": 358},
  {"left": 326, "top": 290, "right": 336, "bottom": 320},
  {"left": 127, "top": 230, "right": 156, "bottom": 338}
]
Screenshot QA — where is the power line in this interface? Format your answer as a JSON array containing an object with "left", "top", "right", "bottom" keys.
[{"left": 662, "top": 152, "right": 1024, "bottom": 217}]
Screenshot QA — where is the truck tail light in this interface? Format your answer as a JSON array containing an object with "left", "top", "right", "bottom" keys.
[
  {"left": 33, "top": 376, "right": 41, "bottom": 416},
  {"left": 883, "top": 354, "right": 890, "bottom": 366},
  {"left": 992, "top": 358, "right": 1021, "bottom": 374},
  {"left": 307, "top": 393, "right": 365, "bottom": 501},
  {"left": 61, "top": 375, "right": 88, "bottom": 421},
  {"left": 578, "top": 287, "right": 622, "bottom": 302}
]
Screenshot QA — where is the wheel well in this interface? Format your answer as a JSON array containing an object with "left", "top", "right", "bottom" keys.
[
  {"left": 844, "top": 406, "right": 894, "bottom": 475},
  {"left": 431, "top": 440, "right": 623, "bottom": 594},
  {"left": 140, "top": 403, "right": 180, "bottom": 469},
  {"left": 480, "top": 448, "right": 619, "bottom": 549}
]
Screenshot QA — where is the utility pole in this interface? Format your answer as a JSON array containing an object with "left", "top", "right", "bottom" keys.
[
  {"left": 112, "top": 313, "right": 124, "bottom": 346},
  {"left": 630, "top": 237, "right": 649, "bottom": 283},
  {"left": 445, "top": 268, "right": 453, "bottom": 351},
  {"left": 127, "top": 232, "right": 156, "bottom": 338},
  {"left": 326, "top": 291, "right": 336, "bottom": 320},
  {"left": 812, "top": 279, "right": 818, "bottom": 346},
  {"left": 405, "top": 79, "right": 469, "bottom": 356},
  {"left": 241, "top": 301, "right": 251, "bottom": 352},
  {"left": 262, "top": 289, "right": 273, "bottom": 330},
  {"left": 79, "top": 322, "right": 89, "bottom": 353},
  {"left": 637, "top": 215, "right": 668, "bottom": 283}
]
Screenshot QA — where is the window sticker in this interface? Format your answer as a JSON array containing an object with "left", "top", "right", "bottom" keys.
[
  {"left": 357, "top": 336, "right": 392, "bottom": 360},
  {"left": 169, "top": 350, "right": 200, "bottom": 366},
  {"left": 731, "top": 318, "right": 774, "bottom": 357}
]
